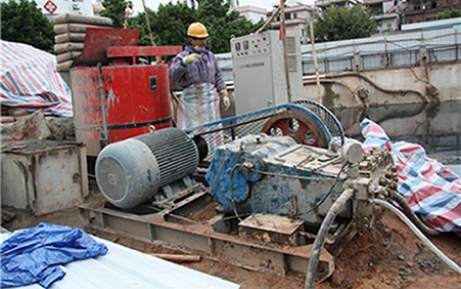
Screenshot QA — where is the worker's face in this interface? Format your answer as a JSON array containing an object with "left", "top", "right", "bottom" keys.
[{"left": 190, "top": 37, "right": 207, "bottom": 51}]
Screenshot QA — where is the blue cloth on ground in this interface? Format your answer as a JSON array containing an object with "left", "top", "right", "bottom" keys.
[{"left": 1, "top": 223, "right": 108, "bottom": 288}]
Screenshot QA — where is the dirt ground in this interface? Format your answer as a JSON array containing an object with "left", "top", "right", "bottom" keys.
[{"left": 2, "top": 186, "right": 460, "bottom": 289}]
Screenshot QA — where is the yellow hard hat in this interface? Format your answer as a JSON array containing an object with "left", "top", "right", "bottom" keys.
[{"left": 187, "top": 22, "right": 209, "bottom": 38}]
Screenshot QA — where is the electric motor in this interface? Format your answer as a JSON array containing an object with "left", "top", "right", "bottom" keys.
[{"left": 96, "top": 128, "right": 200, "bottom": 209}]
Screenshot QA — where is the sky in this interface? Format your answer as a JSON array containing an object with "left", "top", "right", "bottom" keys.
[{"left": 128, "top": 0, "right": 315, "bottom": 16}]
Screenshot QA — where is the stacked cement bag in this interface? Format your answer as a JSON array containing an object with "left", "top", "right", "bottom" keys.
[{"left": 53, "top": 13, "right": 113, "bottom": 72}]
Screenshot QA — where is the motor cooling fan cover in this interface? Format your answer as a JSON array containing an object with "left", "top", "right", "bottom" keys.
[{"left": 96, "top": 138, "right": 161, "bottom": 209}]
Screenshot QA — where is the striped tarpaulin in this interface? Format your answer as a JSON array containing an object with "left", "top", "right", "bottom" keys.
[
  {"left": 1, "top": 41, "right": 73, "bottom": 117},
  {"left": 361, "top": 118, "right": 461, "bottom": 236}
]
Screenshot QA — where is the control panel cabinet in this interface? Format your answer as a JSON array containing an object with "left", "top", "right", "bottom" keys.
[{"left": 231, "top": 30, "right": 303, "bottom": 115}]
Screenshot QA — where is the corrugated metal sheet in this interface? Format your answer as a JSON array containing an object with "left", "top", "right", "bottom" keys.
[
  {"left": 0, "top": 232, "right": 240, "bottom": 289},
  {"left": 215, "top": 27, "right": 461, "bottom": 79},
  {"left": 300, "top": 27, "right": 461, "bottom": 73}
]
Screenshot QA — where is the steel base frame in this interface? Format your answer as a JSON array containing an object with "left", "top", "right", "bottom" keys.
[{"left": 79, "top": 191, "right": 334, "bottom": 281}]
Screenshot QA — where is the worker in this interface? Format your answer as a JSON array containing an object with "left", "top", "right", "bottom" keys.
[
  {"left": 168, "top": 22, "right": 230, "bottom": 150},
  {"left": 123, "top": 3, "right": 133, "bottom": 29}
]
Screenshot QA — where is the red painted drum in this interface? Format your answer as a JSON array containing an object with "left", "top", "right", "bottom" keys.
[
  {"left": 69, "top": 28, "right": 182, "bottom": 156},
  {"left": 71, "top": 65, "right": 173, "bottom": 156}
]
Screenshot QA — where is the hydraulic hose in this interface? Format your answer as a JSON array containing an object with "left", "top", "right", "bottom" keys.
[
  {"left": 370, "top": 198, "right": 461, "bottom": 274},
  {"left": 390, "top": 190, "right": 440, "bottom": 236},
  {"left": 304, "top": 188, "right": 354, "bottom": 289}
]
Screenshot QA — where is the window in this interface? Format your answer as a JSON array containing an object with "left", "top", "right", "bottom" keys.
[
  {"left": 425, "top": 1, "right": 438, "bottom": 8},
  {"left": 285, "top": 12, "right": 291, "bottom": 19},
  {"left": 446, "top": 0, "right": 454, "bottom": 4},
  {"left": 293, "top": 12, "right": 297, "bottom": 18}
]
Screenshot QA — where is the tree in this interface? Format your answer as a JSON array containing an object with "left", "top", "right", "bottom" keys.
[
  {"left": 437, "top": 9, "right": 461, "bottom": 20},
  {"left": 148, "top": 3, "right": 197, "bottom": 47},
  {"left": 128, "top": 9, "right": 158, "bottom": 47},
  {"left": 1, "top": 0, "right": 54, "bottom": 52},
  {"left": 195, "top": 0, "right": 264, "bottom": 53},
  {"left": 100, "top": 0, "right": 131, "bottom": 28},
  {"left": 313, "top": 5, "right": 377, "bottom": 43},
  {"left": 101, "top": 0, "right": 262, "bottom": 52}
]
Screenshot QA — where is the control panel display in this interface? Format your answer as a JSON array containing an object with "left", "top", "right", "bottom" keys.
[{"left": 231, "top": 35, "right": 271, "bottom": 57}]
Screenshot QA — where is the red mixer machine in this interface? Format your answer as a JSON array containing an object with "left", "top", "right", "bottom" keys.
[{"left": 70, "top": 28, "right": 182, "bottom": 156}]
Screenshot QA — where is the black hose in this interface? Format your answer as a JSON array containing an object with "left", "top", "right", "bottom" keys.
[
  {"left": 390, "top": 190, "right": 440, "bottom": 236},
  {"left": 304, "top": 189, "right": 354, "bottom": 289}
]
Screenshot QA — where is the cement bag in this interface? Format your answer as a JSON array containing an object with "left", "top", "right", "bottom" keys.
[
  {"left": 55, "top": 33, "right": 86, "bottom": 44},
  {"left": 53, "top": 13, "right": 113, "bottom": 26},
  {"left": 56, "top": 60, "right": 74, "bottom": 72},
  {"left": 54, "top": 42, "right": 84, "bottom": 54},
  {"left": 56, "top": 51, "right": 82, "bottom": 63},
  {"left": 54, "top": 23, "right": 107, "bottom": 34}
]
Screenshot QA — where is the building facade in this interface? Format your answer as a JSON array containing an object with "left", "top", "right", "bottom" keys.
[
  {"left": 315, "top": 0, "right": 363, "bottom": 9},
  {"left": 365, "top": 0, "right": 405, "bottom": 33},
  {"left": 230, "top": 5, "right": 267, "bottom": 24},
  {"left": 365, "top": 0, "right": 461, "bottom": 34},
  {"left": 37, "top": 0, "right": 95, "bottom": 18},
  {"left": 404, "top": 0, "right": 461, "bottom": 23},
  {"left": 267, "top": 4, "right": 314, "bottom": 44},
  {"left": 0, "top": 0, "right": 105, "bottom": 19}
]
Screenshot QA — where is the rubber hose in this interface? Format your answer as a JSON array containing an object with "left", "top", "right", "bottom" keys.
[
  {"left": 390, "top": 190, "right": 440, "bottom": 236},
  {"left": 370, "top": 199, "right": 461, "bottom": 274},
  {"left": 304, "top": 189, "right": 355, "bottom": 289}
]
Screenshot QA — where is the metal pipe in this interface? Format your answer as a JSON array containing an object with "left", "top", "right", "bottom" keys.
[
  {"left": 255, "top": 5, "right": 282, "bottom": 34},
  {"left": 304, "top": 188, "right": 354, "bottom": 289},
  {"left": 370, "top": 198, "right": 461, "bottom": 274},
  {"left": 276, "top": 144, "right": 303, "bottom": 158},
  {"left": 97, "top": 62, "right": 109, "bottom": 148},
  {"left": 140, "top": 0, "right": 162, "bottom": 64},
  {"left": 309, "top": 18, "right": 322, "bottom": 104},
  {"left": 280, "top": 0, "right": 292, "bottom": 102}
]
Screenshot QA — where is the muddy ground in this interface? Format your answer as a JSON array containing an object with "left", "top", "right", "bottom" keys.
[{"left": 2, "top": 184, "right": 460, "bottom": 289}]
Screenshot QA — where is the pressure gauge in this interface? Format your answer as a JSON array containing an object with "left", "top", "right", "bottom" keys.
[{"left": 341, "top": 142, "right": 364, "bottom": 164}]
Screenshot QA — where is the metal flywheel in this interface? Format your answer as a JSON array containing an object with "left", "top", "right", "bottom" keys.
[{"left": 261, "top": 110, "right": 329, "bottom": 148}]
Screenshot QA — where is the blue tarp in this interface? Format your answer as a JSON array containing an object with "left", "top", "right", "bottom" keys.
[{"left": 1, "top": 223, "right": 108, "bottom": 288}]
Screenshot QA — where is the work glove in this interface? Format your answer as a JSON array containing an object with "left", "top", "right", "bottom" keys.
[
  {"left": 182, "top": 53, "right": 201, "bottom": 65},
  {"left": 219, "top": 89, "right": 230, "bottom": 111}
]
